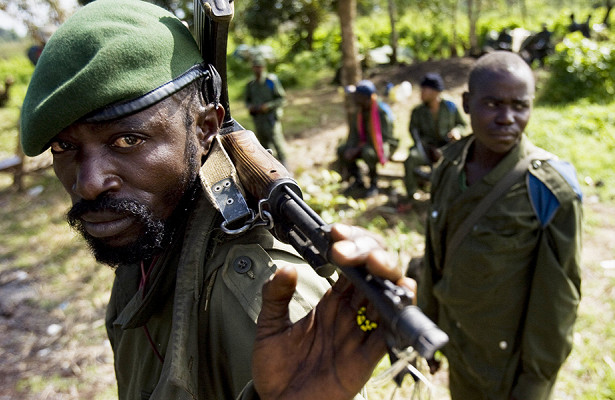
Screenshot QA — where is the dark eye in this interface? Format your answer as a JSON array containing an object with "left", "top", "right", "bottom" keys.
[
  {"left": 113, "top": 135, "right": 144, "bottom": 148},
  {"left": 485, "top": 100, "right": 497, "bottom": 108},
  {"left": 49, "top": 140, "right": 76, "bottom": 153},
  {"left": 513, "top": 102, "right": 531, "bottom": 111}
]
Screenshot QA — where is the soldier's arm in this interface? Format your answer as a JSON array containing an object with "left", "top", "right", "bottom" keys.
[{"left": 512, "top": 170, "right": 582, "bottom": 399}]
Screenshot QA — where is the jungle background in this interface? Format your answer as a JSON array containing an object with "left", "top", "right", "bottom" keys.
[{"left": 0, "top": 0, "right": 614, "bottom": 398}]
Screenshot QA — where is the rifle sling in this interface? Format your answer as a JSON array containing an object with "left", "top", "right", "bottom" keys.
[
  {"left": 200, "top": 136, "right": 252, "bottom": 227},
  {"left": 444, "top": 153, "right": 536, "bottom": 260}
]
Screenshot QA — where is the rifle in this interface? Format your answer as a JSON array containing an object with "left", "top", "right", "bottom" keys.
[
  {"left": 410, "top": 127, "right": 429, "bottom": 163},
  {"left": 193, "top": 0, "right": 448, "bottom": 384}
]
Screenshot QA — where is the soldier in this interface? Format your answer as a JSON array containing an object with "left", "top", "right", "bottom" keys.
[
  {"left": 403, "top": 73, "right": 465, "bottom": 199},
  {"left": 418, "top": 51, "right": 582, "bottom": 399},
  {"left": 20, "top": 1, "right": 415, "bottom": 399},
  {"left": 337, "top": 80, "right": 398, "bottom": 197},
  {"left": 245, "top": 55, "right": 288, "bottom": 166}
]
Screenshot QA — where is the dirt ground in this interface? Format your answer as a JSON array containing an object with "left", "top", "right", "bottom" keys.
[{"left": 1, "top": 57, "right": 613, "bottom": 399}]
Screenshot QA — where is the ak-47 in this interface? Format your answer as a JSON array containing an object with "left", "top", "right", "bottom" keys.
[{"left": 193, "top": 0, "right": 448, "bottom": 383}]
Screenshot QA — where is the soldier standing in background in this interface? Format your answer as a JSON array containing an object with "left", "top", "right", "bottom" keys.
[{"left": 245, "top": 55, "right": 288, "bottom": 166}]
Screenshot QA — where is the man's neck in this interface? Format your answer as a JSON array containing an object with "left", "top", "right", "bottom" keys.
[
  {"left": 464, "top": 141, "right": 510, "bottom": 186},
  {"left": 428, "top": 96, "right": 441, "bottom": 111}
]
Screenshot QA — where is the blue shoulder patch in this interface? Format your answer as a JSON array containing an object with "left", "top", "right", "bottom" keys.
[
  {"left": 265, "top": 77, "right": 275, "bottom": 92},
  {"left": 528, "top": 174, "right": 560, "bottom": 228},
  {"left": 444, "top": 100, "right": 457, "bottom": 113},
  {"left": 528, "top": 159, "right": 582, "bottom": 227},
  {"left": 379, "top": 101, "right": 395, "bottom": 121},
  {"left": 548, "top": 159, "right": 583, "bottom": 201}
]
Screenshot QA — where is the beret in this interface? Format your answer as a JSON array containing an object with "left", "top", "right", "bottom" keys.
[
  {"left": 420, "top": 73, "right": 445, "bottom": 92},
  {"left": 355, "top": 80, "right": 376, "bottom": 96},
  {"left": 20, "top": 0, "right": 204, "bottom": 156}
]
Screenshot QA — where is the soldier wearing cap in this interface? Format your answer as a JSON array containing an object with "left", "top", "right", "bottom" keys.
[
  {"left": 403, "top": 73, "right": 466, "bottom": 200},
  {"left": 245, "top": 55, "right": 288, "bottom": 166},
  {"left": 337, "top": 80, "right": 398, "bottom": 197},
  {"left": 20, "top": 1, "right": 413, "bottom": 399}
]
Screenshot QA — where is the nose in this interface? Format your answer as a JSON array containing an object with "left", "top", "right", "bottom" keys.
[
  {"left": 496, "top": 106, "right": 515, "bottom": 125},
  {"left": 72, "top": 153, "right": 121, "bottom": 200}
]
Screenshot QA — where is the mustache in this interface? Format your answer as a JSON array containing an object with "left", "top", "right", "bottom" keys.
[
  {"left": 67, "top": 196, "right": 153, "bottom": 224},
  {"left": 66, "top": 195, "right": 167, "bottom": 266}
]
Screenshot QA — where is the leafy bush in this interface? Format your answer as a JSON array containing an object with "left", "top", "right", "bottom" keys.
[
  {"left": 539, "top": 32, "right": 615, "bottom": 104},
  {"left": 0, "top": 55, "right": 34, "bottom": 86},
  {"left": 528, "top": 101, "right": 615, "bottom": 200},
  {"left": 276, "top": 50, "right": 333, "bottom": 88}
]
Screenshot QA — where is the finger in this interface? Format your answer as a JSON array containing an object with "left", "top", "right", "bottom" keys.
[
  {"left": 330, "top": 223, "right": 385, "bottom": 247},
  {"left": 330, "top": 232, "right": 385, "bottom": 267},
  {"left": 395, "top": 276, "right": 417, "bottom": 305},
  {"left": 364, "top": 249, "right": 402, "bottom": 282},
  {"left": 333, "top": 242, "right": 402, "bottom": 285},
  {"left": 256, "top": 266, "right": 298, "bottom": 339},
  {"left": 397, "top": 276, "right": 417, "bottom": 295},
  {"left": 330, "top": 239, "right": 375, "bottom": 266}
]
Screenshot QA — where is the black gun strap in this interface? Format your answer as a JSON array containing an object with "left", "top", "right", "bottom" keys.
[{"left": 444, "top": 153, "right": 536, "bottom": 259}]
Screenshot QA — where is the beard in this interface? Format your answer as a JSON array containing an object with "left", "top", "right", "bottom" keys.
[
  {"left": 67, "top": 140, "right": 202, "bottom": 267},
  {"left": 67, "top": 196, "right": 169, "bottom": 266}
]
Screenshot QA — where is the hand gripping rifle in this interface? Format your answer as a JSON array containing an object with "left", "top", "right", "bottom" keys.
[{"left": 193, "top": 0, "right": 448, "bottom": 385}]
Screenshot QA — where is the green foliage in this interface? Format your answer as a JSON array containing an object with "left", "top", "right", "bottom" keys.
[
  {"left": 396, "top": 12, "right": 457, "bottom": 61},
  {"left": 353, "top": 9, "right": 461, "bottom": 62},
  {"left": 306, "top": 21, "right": 342, "bottom": 68},
  {"left": 277, "top": 50, "right": 333, "bottom": 88},
  {"left": 0, "top": 55, "right": 34, "bottom": 86},
  {"left": 244, "top": 0, "right": 282, "bottom": 40},
  {"left": 298, "top": 169, "right": 368, "bottom": 223},
  {"left": 528, "top": 101, "right": 615, "bottom": 200},
  {"left": 540, "top": 33, "right": 615, "bottom": 104},
  {"left": 244, "top": 0, "right": 332, "bottom": 50}
]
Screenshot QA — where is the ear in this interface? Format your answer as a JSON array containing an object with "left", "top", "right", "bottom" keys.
[
  {"left": 195, "top": 103, "right": 225, "bottom": 153},
  {"left": 462, "top": 91, "right": 470, "bottom": 114}
]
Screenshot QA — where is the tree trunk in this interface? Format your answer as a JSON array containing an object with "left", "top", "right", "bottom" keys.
[
  {"left": 604, "top": 0, "right": 613, "bottom": 27},
  {"left": 519, "top": 0, "right": 527, "bottom": 23},
  {"left": 467, "top": 0, "right": 481, "bottom": 56},
  {"left": 337, "top": 0, "right": 360, "bottom": 145},
  {"left": 451, "top": 0, "right": 459, "bottom": 57},
  {"left": 337, "top": 0, "right": 361, "bottom": 87},
  {"left": 388, "top": 0, "right": 398, "bottom": 65}
]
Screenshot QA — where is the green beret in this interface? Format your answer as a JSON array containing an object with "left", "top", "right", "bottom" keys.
[{"left": 21, "top": 0, "right": 204, "bottom": 156}]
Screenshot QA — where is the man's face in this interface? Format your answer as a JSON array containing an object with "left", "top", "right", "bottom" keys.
[
  {"left": 463, "top": 69, "right": 534, "bottom": 155},
  {"left": 252, "top": 65, "right": 264, "bottom": 79},
  {"left": 354, "top": 92, "right": 371, "bottom": 109},
  {"left": 50, "top": 94, "right": 218, "bottom": 265},
  {"left": 420, "top": 86, "right": 439, "bottom": 103}
]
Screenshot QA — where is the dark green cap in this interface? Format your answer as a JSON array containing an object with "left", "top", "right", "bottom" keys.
[{"left": 21, "top": 0, "right": 204, "bottom": 156}]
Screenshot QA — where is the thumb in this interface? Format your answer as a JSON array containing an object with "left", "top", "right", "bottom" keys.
[{"left": 256, "top": 266, "right": 298, "bottom": 339}]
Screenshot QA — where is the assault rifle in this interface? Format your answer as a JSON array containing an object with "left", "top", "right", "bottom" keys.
[{"left": 193, "top": 0, "right": 448, "bottom": 384}]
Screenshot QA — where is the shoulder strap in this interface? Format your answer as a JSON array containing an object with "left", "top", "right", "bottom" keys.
[{"left": 445, "top": 153, "right": 535, "bottom": 258}]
